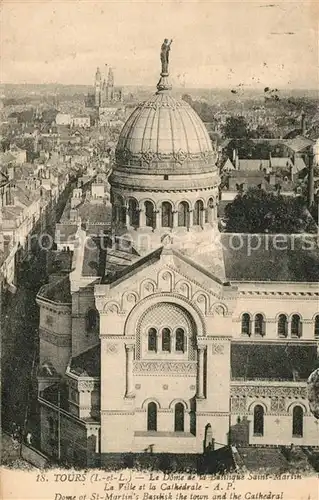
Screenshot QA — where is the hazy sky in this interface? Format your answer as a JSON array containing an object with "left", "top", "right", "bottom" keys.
[{"left": 0, "top": 0, "right": 318, "bottom": 89}]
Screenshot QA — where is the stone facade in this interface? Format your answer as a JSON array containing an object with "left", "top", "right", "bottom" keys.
[{"left": 36, "top": 56, "right": 319, "bottom": 466}]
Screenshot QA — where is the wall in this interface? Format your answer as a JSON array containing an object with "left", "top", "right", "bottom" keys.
[
  {"left": 40, "top": 402, "right": 91, "bottom": 466},
  {"left": 96, "top": 265, "right": 234, "bottom": 454},
  {"left": 100, "top": 337, "right": 133, "bottom": 453},
  {"left": 233, "top": 286, "right": 319, "bottom": 340},
  {"left": 71, "top": 287, "right": 100, "bottom": 357},
  {"left": 230, "top": 382, "right": 318, "bottom": 446},
  {"left": 37, "top": 298, "right": 72, "bottom": 374}
]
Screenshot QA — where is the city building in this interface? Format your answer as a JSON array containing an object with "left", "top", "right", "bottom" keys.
[
  {"left": 93, "top": 66, "right": 123, "bottom": 110},
  {"left": 71, "top": 115, "right": 91, "bottom": 129},
  {"left": 55, "top": 113, "right": 72, "bottom": 127},
  {"left": 36, "top": 46, "right": 319, "bottom": 467}
]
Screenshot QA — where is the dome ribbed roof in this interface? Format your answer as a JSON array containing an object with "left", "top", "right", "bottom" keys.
[{"left": 115, "top": 91, "right": 216, "bottom": 175}]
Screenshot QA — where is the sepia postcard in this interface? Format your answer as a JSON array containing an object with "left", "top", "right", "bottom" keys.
[{"left": 0, "top": 1, "right": 318, "bottom": 499}]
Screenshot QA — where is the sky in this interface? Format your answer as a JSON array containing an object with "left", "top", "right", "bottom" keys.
[{"left": 0, "top": 0, "right": 318, "bottom": 89}]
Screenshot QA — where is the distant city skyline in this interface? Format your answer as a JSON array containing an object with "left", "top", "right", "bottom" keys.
[{"left": 0, "top": 1, "right": 317, "bottom": 90}]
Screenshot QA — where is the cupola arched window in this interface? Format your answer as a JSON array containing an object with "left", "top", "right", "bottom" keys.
[
  {"left": 148, "top": 328, "right": 157, "bottom": 352},
  {"left": 147, "top": 402, "right": 157, "bottom": 431},
  {"left": 162, "top": 328, "right": 171, "bottom": 352},
  {"left": 117, "top": 196, "right": 126, "bottom": 227},
  {"left": 254, "top": 314, "right": 265, "bottom": 336},
  {"left": 278, "top": 314, "right": 288, "bottom": 337},
  {"left": 128, "top": 198, "right": 139, "bottom": 228},
  {"left": 178, "top": 201, "right": 190, "bottom": 227},
  {"left": 145, "top": 201, "right": 156, "bottom": 229},
  {"left": 162, "top": 202, "right": 173, "bottom": 228},
  {"left": 292, "top": 406, "right": 303, "bottom": 437},
  {"left": 86, "top": 309, "right": 99, "bottom": 332},
  {"left": 193, "top": 200, "right": 204, "bottom": 226},
  {"left": 314, "top": 315, "right": 319, "bottom": 338},
  {"left": 241, "top": 313, "right": 251, "bottom": 336},
  {"left": 174, "top": 403, "right": 185, "bottom": 432},
  {"left": 206, "top": 197, "right": 215, "bottom": 223},
  {"left": 291, "top": 314, "right": 302, "bottom": 337},
  {"left": 253, "top": 405, "right": 264, "bottom": 436},
  {"left": 175, "top": 328, "right": 185, "bottom": 352}
]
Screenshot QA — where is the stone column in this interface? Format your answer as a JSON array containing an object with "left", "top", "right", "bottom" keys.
[
  {"left": 155, "top": 210, "right": 161, "bottom": 230},
  {"left": 206, "top": 205, "right": 213, "bottom": 224},
  {"left": 125, "top": 344, "right": 135, "bottom": 398},
  {"left": 287, "top": 318, "right": 292, "bottom": 338},
  {"left": 197, "top": 346, "right": 205, "bottom": 399},
  {"left": 189, "top": 209, "right": 194, "bottom": 226},
  {"left": 172, "top": 210, "right": 178, "bottom": 228},
  {"left": 96, "top": 429, "right": 100, "bottom": 453},
  {"left": 213, "top": 203, "right": 218, "bottom": 221},
  {"left": 125, "top": 207, "right": 130, "bottom": 229},
  {"left": 140, "top": 209, "right": 146, "bottom": 228}
]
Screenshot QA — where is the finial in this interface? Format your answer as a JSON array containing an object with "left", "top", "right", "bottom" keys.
[{"left": 157, "top": 38, "right": 173, "bottom": 93}]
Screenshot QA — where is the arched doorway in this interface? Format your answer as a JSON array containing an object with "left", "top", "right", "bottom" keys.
[
  {"left": 147, "top": 402, "right": 157, "bottom": 431},
  {"left": 253, "top": 405, "right": 264, "bottom": 436},
  {"left": 174, "top": 403, "right": 185, "bottom": 432},
  {"left": 292, "top": 406, "right": 303, "bottom": 437}
]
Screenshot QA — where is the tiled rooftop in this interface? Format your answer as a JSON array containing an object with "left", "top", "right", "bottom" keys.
[
  {"left": 37, "top": 275, "right": 71, "bottom": 304},
  {"left": 231, "top": 343, "right": 319, "bottom": 381},
  {"left": 222, "top": 234, "right": 319, "bottom": 282},
  {"left": 69, "top": 345, "right": 100, "bottom": 377}
]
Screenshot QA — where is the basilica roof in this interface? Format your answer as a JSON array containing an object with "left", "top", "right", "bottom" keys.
[
  {"left": 37, "top": 275, "right": 72, "bottom": 303},
  {"left": 231, "top": 343, "right": 319, "bottom": 381},
  {"left": 222, "top": 234, "right": 319, "bottom": 282}
]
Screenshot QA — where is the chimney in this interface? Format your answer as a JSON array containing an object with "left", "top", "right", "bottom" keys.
[
  {"left": 232, "top": 148, "right": 236, "bottom": 163},
  {"left": 235, "top": 151, "right": 239, "bottom": 170},
  {"left": 307, "top": 153, "right": 314, "bottom": 209},
  {"left": 301, "top": 111, "right": 306, "bottom": 136}
]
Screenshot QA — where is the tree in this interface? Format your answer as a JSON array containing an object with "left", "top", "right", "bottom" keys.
[
  {"left": 221, "top": 116, "right": 249, "bottom": 139},
  {"left": 182, "top": 94, "right": 193, "bottom": 106},
  {"left": 224, "top": 187, "right": 317, "bottom": 233},
  {"left": 251, "top": 125, "right": 274, "bottom": 139}
]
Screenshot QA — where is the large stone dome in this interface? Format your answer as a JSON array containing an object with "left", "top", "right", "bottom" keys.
[
  {"left": 109, "top": 42, "right": 222, "bottom": 275},
  {"left": 115, "top": 91, "right": 216, "bottom": 176}
]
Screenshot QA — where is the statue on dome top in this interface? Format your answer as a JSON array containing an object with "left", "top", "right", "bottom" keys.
[{"left": 160, "top": 39, "right": 173, "bottom": 74}]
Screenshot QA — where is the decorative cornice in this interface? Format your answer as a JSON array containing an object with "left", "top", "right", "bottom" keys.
[
  {"left": 39, "top": 327, "right": 71, "bottom": 347},
  {"left": 133, "top": 360, "right": 197, "bottom": 376},
  {"left": 196, "top": 411, "right": 229, "bottom": 416},
  {"left": 239, "top": 291, "right": 319, "bottom": 299},
  {"left": 115, "top": 148, "right": 216, "bottom": 170},
  {"left": 166, "top": 263, "right": 221, "bottom": 301},
  {"left": 39, "top": 302, "right": 71, "bottom": 315},
  {"left": 100, "top": 335, "right": 135, "bottom": 340},
  {"left": 230, "top": 385, "right": 307, "bottom": 399},
  {"left": 111, "top": 185, "right": 218, "bottom": 196},
  {"left": 100, "top": 410, "right": 135, "bottom": 416},
  {"left": 78, "top": 380, "right": 100, "bottom": 392}
]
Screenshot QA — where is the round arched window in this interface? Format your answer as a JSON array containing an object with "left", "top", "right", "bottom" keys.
[{"left": 175, "top": 328, "right": 185, "bottom": 352}]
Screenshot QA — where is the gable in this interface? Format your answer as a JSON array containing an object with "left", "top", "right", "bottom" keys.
[{"left": 95, "top": 249, "right": 236, "bottom": 319}]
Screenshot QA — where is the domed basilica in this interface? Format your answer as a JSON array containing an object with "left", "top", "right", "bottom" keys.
[{"left": 36, "top": 42, "right": 319, "bottom": 467}]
